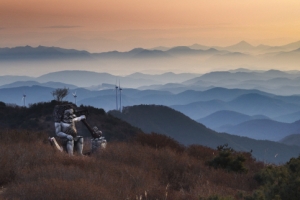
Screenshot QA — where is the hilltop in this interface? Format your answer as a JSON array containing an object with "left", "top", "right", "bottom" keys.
[{"left": 0, "top": 100, "right": 141, "bottom": 142}]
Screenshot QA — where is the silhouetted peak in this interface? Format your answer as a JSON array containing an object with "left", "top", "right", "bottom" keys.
[
  {"left": 129, "top": 48, "right": 145, "bottom": 53},
  {"left": 236, "top": 40, "right": 253, "bottom": 47},
  {"left": 168, "top": 46, "right": 192, "bottom": 51},
  {"left": 226, "top": 41, "right": 254, "bottom": 50}
]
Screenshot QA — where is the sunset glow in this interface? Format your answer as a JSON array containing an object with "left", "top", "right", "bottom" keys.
[{"left": 1, "top": 0, "right": 300, "bottom": 52}]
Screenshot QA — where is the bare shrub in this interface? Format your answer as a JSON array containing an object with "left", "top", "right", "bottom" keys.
[
  {"left": 51, "top": 87, "right": 69, "bottom": 102},
  {"left": 187, "top": 144, "right": 216, "bottom": 163}
]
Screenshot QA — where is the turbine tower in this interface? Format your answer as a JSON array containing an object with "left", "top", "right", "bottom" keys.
[
  {"left": 72, "top": 91, "right": 77, "bottom": 105},
  {"left": 119, "top": 81, "right": 122, "bottom": 112},
  {"left": 115, "top": 80, "right": 119, "bottom": 110},
  {"left": 22, "top": 94, "right": 26, "bottom": 107}
]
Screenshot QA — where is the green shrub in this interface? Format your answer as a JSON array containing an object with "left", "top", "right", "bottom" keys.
[
  {"left": 208, "top": 144, "right": 247, "bottom": 173},
  {"left": 248, "top": 156, "right": 300, "bottom": 200}
]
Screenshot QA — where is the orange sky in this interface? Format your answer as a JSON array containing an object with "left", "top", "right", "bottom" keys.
[{"left": 1, "top": 0, "right": 300, "bottom": 52}]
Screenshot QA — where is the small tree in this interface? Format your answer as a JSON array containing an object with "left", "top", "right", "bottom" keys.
[
  {"left": 51, "top": 87, "right": 69, "bottom": 102},
  {"left": 208, "top": 144, "right": 247, "bottom": 173}
]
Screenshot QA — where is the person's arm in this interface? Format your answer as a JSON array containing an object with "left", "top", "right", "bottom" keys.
[
  {"left": 55, "top": 122, "right": 73, "bottom": 140},
  {"left": 72, "top": 115, "right": 86, "bottom": 122}
]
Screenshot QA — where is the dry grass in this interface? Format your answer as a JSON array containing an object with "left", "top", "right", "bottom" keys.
[{"left": 0, "top": 130, "right": 264, "bottom": 199}]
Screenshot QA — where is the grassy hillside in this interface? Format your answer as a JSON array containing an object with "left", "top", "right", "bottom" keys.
[
  {"left": 0, "top": 129, "right": 264, "bottom": 200},
  {"left": 110, "top": 105, "right": 300, "bottom": 164},
  {"left": 2, "top": 102, "right": 300, "bottom": 199}
]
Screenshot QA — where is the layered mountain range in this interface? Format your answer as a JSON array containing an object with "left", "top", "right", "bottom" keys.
[
  {"left": 109, "top": 104, "right": 300, "bottom": 164},
  {"left": 1, "top": 69, "right": 300, "bottom": 146},
  {"left": 1, "top": 43, "right": 300, "bottom": 162},
  {"left": 1, "top": 40, "right": 300, "bottom": 77}
]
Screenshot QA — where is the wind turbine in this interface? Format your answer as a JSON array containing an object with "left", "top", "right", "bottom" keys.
[
  {"left": 119, "top": 81, "right": 122, "bottom": 112},
  {"left": 115, "top": 80, "right": 119, "bottom": 110},
  {"left": 22, "top": 93, "right": 26, "bottom": 107},
  {"left": 72, "top": 91, "right": 77, "bottom": 105}
]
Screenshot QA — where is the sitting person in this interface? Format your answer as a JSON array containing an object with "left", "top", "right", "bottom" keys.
[{"left": 53, "top": 104, "right": 86, "bottom": 156}]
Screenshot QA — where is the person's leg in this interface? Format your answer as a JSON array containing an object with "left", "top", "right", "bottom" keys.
[{"left": 74, "top": 136, "right": 84, "bottom": 155}]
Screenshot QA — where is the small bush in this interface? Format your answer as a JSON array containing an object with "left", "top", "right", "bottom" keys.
[
  {"left": 208, "top": 144, "right": 248, "bottom": 173},
  {"left": 249, "top": 156, "right": 300, "bottom": 200}
]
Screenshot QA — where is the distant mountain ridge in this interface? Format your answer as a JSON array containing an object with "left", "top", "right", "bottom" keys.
[
  {"left": 109, "top": 104, "right": 300, "bottom": 164},
  {"left": 219, "top": 119, "right": 300, "bottom": 141},
  {"left": 2, "top": 70, "right": 300, "bottom": 151},
  {"left": 2, "top": 79, "right": 300, "bottom": 120},
  {"left": 125, "top": 72, "right": 200, "bottom": 83},
  {"left": 152, "top": 40, "right": 300, "bottom": 53},
  {"left": 171, "top": 92, "right": 300, "bottom": 119},
  {"left": 0, "top": 75, "right": 33, "bottom": 86},
  {"left": 2, "top": 42, "right": 300, "bottom": 80},
  {"left": 197, "top": 110, "right": 269, "bottom": 129},
  {"left": 280, "top": 134, "right": 300, "bottom": 146},
  {"left": 0, "top": 70, "right": 200, "bottom": 88},
  {"left": 225, "top": 41, "right": 255, "bottom": 52},
  {"left": 2, "top": 40, "right": 300, "bottom": 60},
  {"left": 178, "top": 70, "right": 300, "bottom": 95},
  {"left": 11, "top": 67, "right": 300, "bottom": 95},
  {"left": 0, "top": 81, "right": 78, "bottom": 89},
  {"left": 274, "top": 111, "right": 300, "bottom": 123},
  {"left": 0, "top": 45, "right": 225, "bottom": 61},
  {"left": 183, "top": 70, "right": 297, "bottom": 85},
  {"left": 0, "top": 45, "right": 91, "bottom": 60}
]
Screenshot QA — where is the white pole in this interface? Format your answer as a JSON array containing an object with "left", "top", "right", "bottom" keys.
[
  {"left": 116, "top": 85, "right": 118, "bottom": 110},
  {"left": 119, "top": 81, "right": 122, "bottom": 112}
]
